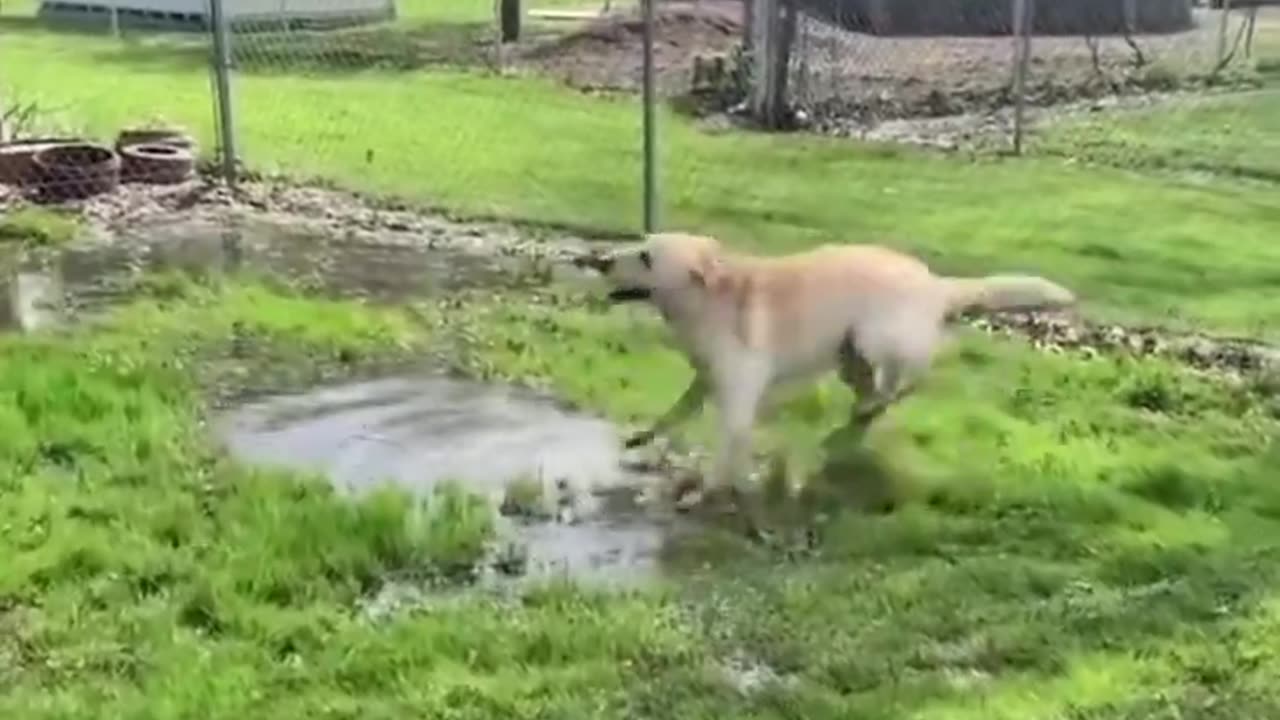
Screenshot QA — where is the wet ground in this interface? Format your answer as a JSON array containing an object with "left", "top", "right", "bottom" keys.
[
  {"left": 4, "top": 180, "right": 1273, "bottom": 590},
  {"left": 0, "top": 208, "right": 593, "bottom": 332},
  {"left": 0, "top": 193, "right": 692, "bottom": 587},
  {"left": 216, "top": 374, "right": 687, "bottom": 586}
]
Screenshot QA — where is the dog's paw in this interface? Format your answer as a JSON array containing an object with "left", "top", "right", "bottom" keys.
[
  {"left": 671, "top": 474, "right": 705, "bottom": 512},
  {"left": 674, "top": 488, "right": 706, "bottom": 513},
  {"left": 623, "top": 429, "right": 656, "bottom": 449}
]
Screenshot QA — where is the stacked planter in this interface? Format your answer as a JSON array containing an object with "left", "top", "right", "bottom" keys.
[{"left": 0, "top": 126, "right": 197, "bottom": 203}]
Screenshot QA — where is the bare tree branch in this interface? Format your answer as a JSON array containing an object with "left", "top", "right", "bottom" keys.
[
  {"left": 1082, "top": 34, "right": 1113, "bottom": 88},
  {"left": 1121, "top": 0, "right": 1147, "bottom": 68},
  {"left": 1121, "top": 30, "right": 1147, "bottom": 68},
  {"left": 1210, "top": 9, "right": 1252, "bottom": 76},
  {"left": 1244, "top": 6, "right": 1258, "bottom": 59},
  {"left": 0, "top": 99, "right": 43, "bottom": 143}
]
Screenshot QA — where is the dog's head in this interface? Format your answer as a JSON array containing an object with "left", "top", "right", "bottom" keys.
[{"left": 573, "top": 232, "right": 728, "bottom": 305}]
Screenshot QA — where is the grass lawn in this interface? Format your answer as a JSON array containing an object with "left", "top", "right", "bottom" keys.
[
  {"left": 1, "top": 276, "right": 1279, "bottom": 717},
  {"left": 3, "top": 2, "right": 1280, "bottom": 714},
  {"left": 2, "top": 6, "right": 1280, "bottom": 337},
  {"left": 1034, "top": 10, "right": 1280, "bottom": 182},
  {"left": 1037, "top": 89, "right": 1280, "bottom": 182}
]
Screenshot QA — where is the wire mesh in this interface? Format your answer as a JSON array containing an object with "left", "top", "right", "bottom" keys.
[
  {"left": 1026, "top": 4, "right": 1280, "bottom": 180},
  {"left": 788, "top": 0, "right": 1020, "bottom": 140},
  {"left": 0, "top": 0, "right": 212, "bottom": 203},
  {"left": 221, "top": 0, "right": 650, "bottom": 227},
  {"left": 784, "top": 0, "right": 1279, "bottom": 167}
]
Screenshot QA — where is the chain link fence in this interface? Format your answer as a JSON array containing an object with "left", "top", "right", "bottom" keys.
[
  {"left": 1027, "top": 4, "right": 1280, "bottom": 182},
  {"left": 1, "top": 0, "right": 1277, "bottom": 220},
  {"left": 217, "top": 0, "right": 653, "bottom": 226},
  {"left": 778, "top": 0, "right": 1278, "bottom": 175}
]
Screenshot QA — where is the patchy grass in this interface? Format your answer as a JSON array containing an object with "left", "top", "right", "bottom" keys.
[
  {"left": 0, "top": 266, "right": 1274, "bottom": 712},
  {"left": 2, "top": 1, "right": 1279, "bottom": 708},
  {"left": 0, "top": 278, "right": 528, "bottom": 716},
  {"left": 6, "top": 275, "right": 1279, "bottom": 716},
  {"left": 0, "top": 205, "right": 80, "bottom": 248},
  {"left": 426, "top": 285, "right": 1280, "bottom": 716},
  {"left": 2, "top": 9, "right": 1280, "bottom": 337}
]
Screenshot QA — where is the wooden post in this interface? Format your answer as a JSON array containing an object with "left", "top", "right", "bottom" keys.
[
  {"left": 772, "top": 0, "right": 796, "bottom": 126},
  {"left": 499, "top": 0, "right": 521, "bottom": 42},
  {"left": 749, "top": 0, "right": 775, "bottom": 122},
  {"left": 749, "top": 0, "right": 795, "bottom": 128},
  {"left": 1011, "top": 0, "right": 1032, "bottom": 155}
]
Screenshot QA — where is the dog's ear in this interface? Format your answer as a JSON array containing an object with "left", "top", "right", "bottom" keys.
[{"left": 688, "top": 249, "right": 726, "bottom": 292}]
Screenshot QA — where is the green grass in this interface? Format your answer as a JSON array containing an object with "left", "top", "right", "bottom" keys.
[
  {"left": 0, "top": 205, "right": 79, "bottom": 247},
  {"left": 3, "top": 277, "right": 1280, "bottom": 716},
  {"left": 3, "top": 5, "right": 1280, "bottom": 711},
  {"left": 1038, "top": 89, "right": 1280, "bottom": 182},
  {"left": 2, "top": 14, "right": 1280, "bottom": 337}
]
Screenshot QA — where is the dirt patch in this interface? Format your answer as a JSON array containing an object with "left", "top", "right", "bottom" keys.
[
  {"left": 521, "top": 0, "right": 745, "bottom": 95},
  {"left": 518, "top": 3, "right": 1266, "bottom": 144},
  {"left": 818, "top": 87, "right": 1209, "bottom": 150},
  {"left": 789, "top": 7, "right": 1242, "bottom": 123},
  {"left": 970, "top": 311, "right": 1280, "bottom": 380}
]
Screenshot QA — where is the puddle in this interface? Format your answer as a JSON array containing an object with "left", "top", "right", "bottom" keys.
[
  {"left": 0, "top": 212, "right": 580, "bottom": 332},
  {"left": 216, "top": 375, "right": 687, "bottom": 586},
  {"left": 0, "top": 247, "right": 63, "bottom": 332}
]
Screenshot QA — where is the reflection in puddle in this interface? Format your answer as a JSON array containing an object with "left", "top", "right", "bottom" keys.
[
  {"left": 216, "top": 375, "right": 687, "bottom": 586},
  {"left": 0, "top": 264, "right": 63, "bottom": 332}
]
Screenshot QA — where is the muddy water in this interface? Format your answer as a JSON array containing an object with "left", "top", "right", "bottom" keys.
[
  {"left": 4, "top": 212, "right": 676, "bottom": 584},
  {"left": 0, "top": 213, "right": 573, "bottom": 332},
  {"left": 216, "top": 375, "right": 685, "bottom": 586}
]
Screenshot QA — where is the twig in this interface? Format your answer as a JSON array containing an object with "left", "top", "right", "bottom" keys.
[
  {"left": 1121, "top": 0, "right": 1147, "bottom": 68},
  {"left": 1244, "top": 6, "right": 1258, "bottom": 59},
  {"left": 1121, "top": 29, "right": 1147, "bottom": 69},
  {"left": 1210, "top": 9, "right": 1252, "bottom": 76},
  {"left": 1082, "top": 34, "right": 1113, "bottom": 88},
  {"left": 0, "top": 99, "right": 43, "bottom": 142}
]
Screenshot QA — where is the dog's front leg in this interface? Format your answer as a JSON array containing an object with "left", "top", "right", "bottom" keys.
[
  {"left": 624, "top": 371, "right": 709, "bottom": 449},
  {"left": 703, "top": 359, "right": 770, "bottom": 496}
]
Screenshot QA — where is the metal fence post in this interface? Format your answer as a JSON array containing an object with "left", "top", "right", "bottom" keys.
[
  {"left": 641, "top": 0, "right": 658, "bottom": 233},
  {"left": 1011, "top": 0, "right": 1032, "bottom": 155},
  {"left": 208, "top": 0, "right": 238, "bottom": 185}
]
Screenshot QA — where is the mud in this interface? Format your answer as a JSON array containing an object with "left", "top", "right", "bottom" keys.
[{"left": 216, "top": 375, "right": 691, "bottom": 585}]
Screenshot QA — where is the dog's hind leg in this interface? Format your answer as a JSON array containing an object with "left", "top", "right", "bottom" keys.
[{"left": 838, "top": 325, "right": 936, "bottom": 429}]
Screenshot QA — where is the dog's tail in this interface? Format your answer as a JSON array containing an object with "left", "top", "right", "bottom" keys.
[{"left": 942, "top": 274, "right": 1076, "bottom": 318}]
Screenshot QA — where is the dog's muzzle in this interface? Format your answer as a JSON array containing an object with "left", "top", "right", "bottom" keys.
[
  {"left": 571, "top": 252, "right": 615, "bottom": 274},
  {"left": 607, "top": 287, "right": 652, "bottom": 303},
  {"left": 572, "top": 252, "right": 651, "bottom": 303}
]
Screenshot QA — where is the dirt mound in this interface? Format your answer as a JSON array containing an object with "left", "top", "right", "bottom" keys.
[
  {"left": 524, "top": 1, "right": 744, "bottom": 93},
  {"left": 557, "top": 2, "right": 743, "bottom": 46}
]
